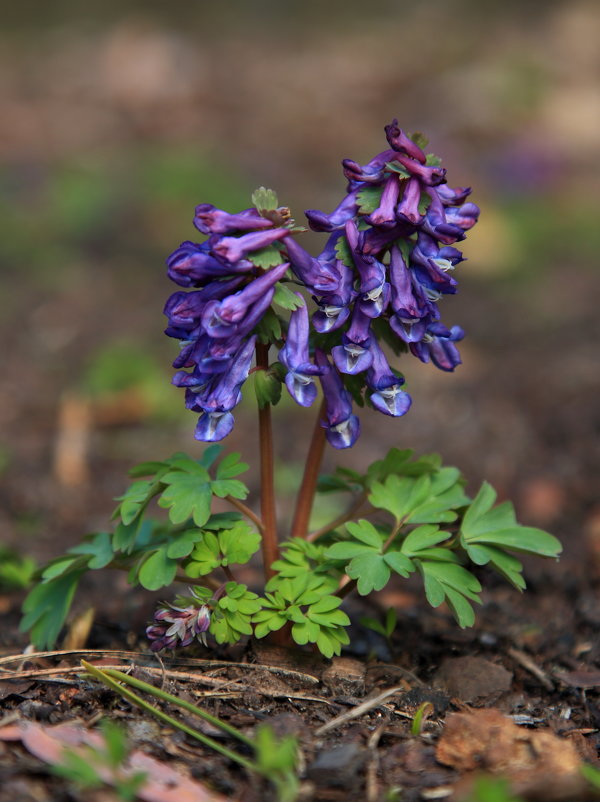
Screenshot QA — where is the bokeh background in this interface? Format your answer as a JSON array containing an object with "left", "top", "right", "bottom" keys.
[{"left": 1, "top": 0, "right": 598, "bottom": 577}]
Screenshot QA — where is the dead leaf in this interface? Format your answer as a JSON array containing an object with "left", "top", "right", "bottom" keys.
[
  {"left": 556, "top": 669, "right": 600, "bottom": 688},
  {"left": 0, "top": 720, "right": 227, "bottom": 802},
  {"left": 436, "top": 708, "right": 586, "bottom": 801}
]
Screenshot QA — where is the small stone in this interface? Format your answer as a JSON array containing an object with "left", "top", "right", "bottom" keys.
[
  {"left": 433, "top": 656, "right": 512, "bottom": 702},
  {"left": 308, "top": 742, "right": 367, "bottom": 787}
]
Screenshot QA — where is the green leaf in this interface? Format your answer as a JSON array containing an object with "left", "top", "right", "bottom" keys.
[
  {"left": 409, "top": 131, "right": 429, "bottom": 149},
  {"left": 385, "top": 161, "right": 410, "bottom": 178},
  {"left": 425, "top": 153, "right": 442, "bottom": 166},
  {"left": 21, "top": 569, "right": 84, "bottom": 649},
  {"left": 128, "top": 460, "right": 166, "bottom": 478},
  {"left": 334, "top": 235, "right": 355, "bottom": 268},
  {"left": 347, "top": 553, "right": 390, "bottom": 595},
  {"left": 345, "top": 519, "right": 384, "bottom": 549},
  {"left": 418, "top": 559, "right": 481, "bottom": 627},
  {"left": 248, "top": 244, "right": 285, "bottom": 269},
  {"left": 158, "top": 472, "right": 212, "bottom": 526},
  {"left": 138, "top": 547, "right": 178, "bottom": 591},
  {"left": 115, "top": 479, "right": 158, "bottom": 525},
  {"left": 461, "top": 483, "right": 561, "bottom": 558},
  {"left": 211, "top": 478, "right": 249, "bottom": 499},
  {"left": 253, "top": 368, "right": 283, "bottom": 410},
  {"left": 357, "top": 185, "right": 384, "bottom": 214},
  {"left": 254, "top": 307, "right": 282, "bottom": 344},
  {"left": 369, "top": 474, "right": 431, "bottom": 522},
  {"left": 216, "top": 452, "right": 249, "bottom": 479},
  {"left": 41, "top": 555, "right": 82, "bottom": 580},
  {"left": 198, "top": 444, "right": 224, "bottom": 468},
  {"left": 68, "top": 532, "right": 114, "bottom": 569},
  {"left": 219, "top": 523, "right": 261, "bottom": 565},
  {"left": 186, "top": 532, "right": 221, "bottom": 576},
  {"left": 402, "top": 524, "right": 451, "bottom": 555},
  {"left": 383, "top": 551, "right": 414, "bottom": 577},
  {"left": 166, "top": 529, "right": 204, "bottom": 559},
  {"left": 418, "top": 191, "right": 431, "bottom": 215},
  {"left": 252, "top": 186, "right": 279, "bottom": 212},
  {"left": 273, "top": 283, "right": 305, "bottom": 311},
  {"left": 201, "top": 512, "right": 243, "bottom": 530}
]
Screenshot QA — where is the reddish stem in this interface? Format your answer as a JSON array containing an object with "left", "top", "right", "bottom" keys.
[
  {"left": 256, "top": 343, "right": 279, "bottom": 581},
  {"left": 290, "top": 400, "right": 327, "bottom": 539}
]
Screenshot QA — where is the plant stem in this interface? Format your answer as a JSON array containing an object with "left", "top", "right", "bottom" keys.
[
  {"left": 290, "top": 399, "right": 326, "bottom": 539},
  {"left": 225, "top": 495, "right": 265, "bottom": 534},
  {"left": 256, "top": 343, "right": 278, "bottom": 581},
  {"left": 307, "top": 490, "right": 368, "bottom": 542}
]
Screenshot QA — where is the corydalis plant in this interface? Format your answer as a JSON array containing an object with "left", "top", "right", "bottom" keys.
[{"left": 21, "top": 122, "right": 561, "bottom": 658}]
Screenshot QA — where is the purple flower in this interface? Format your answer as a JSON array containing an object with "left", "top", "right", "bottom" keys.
[
  {"left": 284, "top": 236, "right": 340, "bottom": 293},
  {"left": 191, "top": 336, "right": 256, "bottom": 442},
  {"left": 279, "top": 297, "right": 324, "bottom": 407},
  {"left": 366, "top": 340, "right": 412, "bottom": 417},
  {"left": 194, "top": 204, "right": 274, "bottom": 235},
  {"left": 410, "top": 323, "right": 464, "bottom": 371},
  {"left": 365, "top": 175, "right": 401, "bottom": 228},
  {"left": 201, "top": 262, "right": 289, "bottom": 338},
  {"left": 341, "top": 149, "right": 398, "bottom": 184},
  {"left": 396, "top": 177, "right": 422, "bottom": 225},
  {"left": 331, "top": 307, "right": 373, "bottom": 375},
  {"left": 315, "top": 350, "right": 360, "bottom": 449},
  {"left": 147, "top": 602, "right": 211, "bottom": 652},
  {"left": 384, "top": 120, "right": 427, "bottom": 164},
  {"left": 167, "top": 241, "right": 243, "bottom": 287},
  {"left": 211, "top": 228, "right": 290, "bottom": 264},
  {"left": 389, "top": 246, "right": 429, "bottom": 320},
  {"left": 305, "top": 189, "right": 361, "bottom": 233}
]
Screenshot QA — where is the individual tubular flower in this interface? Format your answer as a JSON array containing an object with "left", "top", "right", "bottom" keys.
[
  {"left": 279, "top": 296, "right": 324, "bottom": 407},
  {"left": 410, "top": 323, "right": 464, "bottom": 371},
  {"left": 315, "top": 350, "right": 360, "bottom": 449},
  {"left": 366, "top": 340, "right": 412, "bottom": 417},
  {"left": 192, "top": 336, "right": 257, "bottom": 442},
  {"left": 146, "top": 602, "right": 210, "bottom": 652},
  {"left": 194, "top": 204, "right": 274, "bottom": 235}
]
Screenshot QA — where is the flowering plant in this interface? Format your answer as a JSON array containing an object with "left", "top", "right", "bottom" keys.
[{"left": 22, "top": 122, "right": 561, "bottom": 657}]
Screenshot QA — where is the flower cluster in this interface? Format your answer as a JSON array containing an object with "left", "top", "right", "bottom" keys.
[
  {"left": 146, "top": 600, "right": 211, "bottom": 652},
  {"left": 164, "top": 201, "right": 294, "bottom": 442},
  {"left": 164, "top": 121, "right": 479, "bottom": 448}
]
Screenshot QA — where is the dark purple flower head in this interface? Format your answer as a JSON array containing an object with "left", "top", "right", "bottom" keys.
[{"left": 147, "top": 601, "right": 210, "bottom": 652}]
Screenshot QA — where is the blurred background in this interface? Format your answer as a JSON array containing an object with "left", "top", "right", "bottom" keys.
[{"left": 0, "top": 0, "right": 598, "bottom": 583}]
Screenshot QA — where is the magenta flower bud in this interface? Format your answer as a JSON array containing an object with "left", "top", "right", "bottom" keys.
[
  {"left": 396, "top": 177, "right": 422, "bottom": 225},
  {"left": 305, "top": 189, "right": 361, "bottom": 233},
  {"left": 390, "top": 153, "right": 447, "bottom": 187},
  {"left": 384, "top": 120, "right": 427, "bottom": 164},
  {"left": 365, "top": 175, "right": 401, "bottom": 228},
  {"left": 146, "top": 601, "right": 212, "bottom": 652},
  {"left": 211, "top": 228, "right": 290, "bottom": 264},
  {"left": 341, "top": 149, "right": 397, "bottom": 184},
  {"left": 194, "top": 204, "right": 274, "bottom": 235}
]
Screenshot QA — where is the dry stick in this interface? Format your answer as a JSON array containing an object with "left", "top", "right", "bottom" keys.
[
  {"left": 255, "top": 343, "right": 278, "bottom": 581},
  {"left": 290, "top": 400, "right": 327, "bottom": 539}
]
